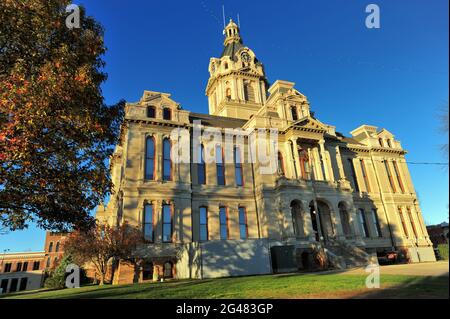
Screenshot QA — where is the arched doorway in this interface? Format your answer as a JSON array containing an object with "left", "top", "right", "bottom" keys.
[
  {"left": 291, "top": 200, "right": 304, "bottom": 237},
  {"left": 309, "top": 201, "right": 320, "bottom": 241},
  {"left": 309, "top": 200, "right": 335, "bottom": 242},
  {"left": 317, "top": 200, "right": 334, "bottom": 240},
  {"left": 338, "top": 202, "right": 352, "bottom": 237}
]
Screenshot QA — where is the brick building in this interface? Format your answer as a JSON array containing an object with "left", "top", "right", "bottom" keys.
[{"left": 0, "top": 232, "right": 67, "bottom": 294}]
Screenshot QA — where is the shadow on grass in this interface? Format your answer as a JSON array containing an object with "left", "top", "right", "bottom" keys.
[{"left": 352, "top": 274, "right": 449, "bottom": 299}]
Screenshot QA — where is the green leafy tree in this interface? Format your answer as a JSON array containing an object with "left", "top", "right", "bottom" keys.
[
  {"left": 0, "top": 0, "right": 124, "bottom": 231},
  {"left": 44, "top": 254, "right": 74, "bottom": 289}
]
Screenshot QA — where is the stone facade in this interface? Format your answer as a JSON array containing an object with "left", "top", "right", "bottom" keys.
[{"left": 97, "top": 20, "right": 435, "bottom": 284}]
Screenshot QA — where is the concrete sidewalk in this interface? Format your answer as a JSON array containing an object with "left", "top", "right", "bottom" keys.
[{"left": 345, "top": 261, "right": 449, "bottom": 277}]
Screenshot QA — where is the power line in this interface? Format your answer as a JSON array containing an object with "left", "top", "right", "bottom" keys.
[{"left": 406, "top": 162, "right": 448, "bottom": 166}]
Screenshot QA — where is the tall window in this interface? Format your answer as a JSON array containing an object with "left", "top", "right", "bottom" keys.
[
  {"left": 371, "top": 209, "right": 382, "bottom": 237},
  {"left": 147, "top": 106, "right": 155, "bottom": 118},
  {"left": 199, "top": 207, "right": 208, "bottom": 241},
  {"left": 239, "top": 207, "right": 248, "bottom": 239},
  {"left": 55, "top": 242, "right": 60, "bottom": 252},
  {"left": 277, "top": 152, "right": 285, "bottom": 175},
  {"left": 226, "top": 87, "right": 232, "bottom": 99},
  {"left": 387, "top": 139, "right": 392, "bottom": 147},
  {"left": 32, "top": 261, "right": 40, "bottom": 271},
  {"left": 144, "top": 203, "right": 154, "bottom": 242},
  {"left": 23, "top": 262, "right": 28, "bottom": 271},
  {"left": 234, "top": 147, "right": 243, "bottom": 186},
  {"left": 4, "top": 263, "right": 12, "bottom": 272},
  {"left": 384, "top": 161, "right": 396, "bottom": 193},
  {"left": 358, "top": 209, "right": 369, "bottom": 238},
  {"left": 197, "top": 144, "right": 206, "bottom": 185},
  {"left": 145, "top": 137, "right": 155, "bottom": 180},
  {"left": 378, "top": 138, "right": 384, "bottom": 147},
  {"left": 162, "top": 204, "right": 172, "bottom": 242},
  {"left": 398, "top": 207, "right": 409, "bottom": 237},
  {"left": 290, "top": 106, "right": 298, "bottom": 121},
  {"left": 299, "top": 148, "right": 309, "bottom": 179},
  {"left": 348, "top": 159, "right": 359, "bottom": 192},
  {"left": 216, "top": 145, "right": 225, "bottom": 185},
  {"left": 219, "top": 207, "right": 229, "bottom": 240},
  {"left": 48, "top": 242, "right": 53, "bottom": 252},
  {"left": 243, "top": 82, "right": 255, "bottom": 102},
  {"left": 392, "top": 161, "right": 405, "bottom": 193},
  {"left": 163, "top": 138, "right": 172, "bottom": 181},
  {"left": 360, "top": 159, "right": 371, "bottom": 192},
  {"left": 407, "top": 207, "right": 418, "bottom": 238},
  {"left": 16, "top": 262, "right": 22, "bottom": 272},
  {"left": 163, "top": 108, "right": 171, "bottom": 120}
]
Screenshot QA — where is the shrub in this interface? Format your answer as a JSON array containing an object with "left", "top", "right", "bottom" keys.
[{"left": 438, "top": 244, "right": 449, "bottom": 260}]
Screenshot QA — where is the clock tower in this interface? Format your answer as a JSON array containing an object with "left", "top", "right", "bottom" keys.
[{"left": 206, "top": 19, "right": 269, "bottom": 119}]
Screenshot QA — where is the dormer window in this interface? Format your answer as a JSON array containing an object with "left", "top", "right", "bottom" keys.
[
  {"left": 163, "top": 108, "right": 172, "bottom": 120},
  {"left": 147, "top": 106, "right": 155, "bottom": 118},
  {"left": 387, "top": 139, "right": 392, "bottom": 148},
  {"left": 378, "top": 138, "right": 384, "bottom": 147}
]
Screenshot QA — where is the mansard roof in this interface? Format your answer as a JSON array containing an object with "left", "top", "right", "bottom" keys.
[
  {"left": 189, "top": 112, "right": 247, "bottom": 128},
  {"left": 221, "top": 41, "right": 244, "bottom": 60}
]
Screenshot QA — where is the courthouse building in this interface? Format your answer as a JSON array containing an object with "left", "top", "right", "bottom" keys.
[{"left": 97, "top": 20, "right": 435, "bottom": 284}]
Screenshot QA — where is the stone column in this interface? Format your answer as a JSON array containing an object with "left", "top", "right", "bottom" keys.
[
  {"left": 156, "top": 134, "right": 163, "bottom": 182},
  {"left": 331, "top": 203, "right": 346, "bottom": 240},
  {"left": 319, "top": 140, "right": 330, "bottom": 181},
  {"left": 154, "top": 200, "right": 162, "bottom": 243},
  {"left": 307, "top": 148, "right": 315, "bottom": 180},
  {"left": 335, "top": 146, "right": 346, "bottom": 181},
  {"left": 312, "top": 147, "right": 324, "bottom": 180},
  {"left": 349, "top": 206, "right": 363, "bottom": 241},
  {"left": 290, "top": 138, "right": 300, "bottom": 179}
]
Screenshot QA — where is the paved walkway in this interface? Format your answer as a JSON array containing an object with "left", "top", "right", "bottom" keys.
[{"left": 345, "top": 261, "right": 449, "bottom": 277}]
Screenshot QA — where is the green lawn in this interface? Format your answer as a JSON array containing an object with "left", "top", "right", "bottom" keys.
[{"left": 2, "top": 272, "right": 448, "bottom": 299}]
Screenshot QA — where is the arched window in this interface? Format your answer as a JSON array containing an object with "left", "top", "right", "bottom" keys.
[
  {"left": 378, "top": 138, "right": 384, "bottom": 147},
  {"left": 216, "top": 145, "right": 225, "bottom": 185},
  {"left": 163, "top": 108, "right": 171, "bottom": 120},
  {"left": 48, "top": 242, "right": 53, "bottom": 252},
  {"left": 145, "top": 136, "right": 155, "bottom": 180},
  {"left": 162, "top": 204, "right": 172, "bottom": 242},
  {"left": 291, "top": 106, "right": 298, "bottom": 121},
  {"left": 163, "top": 138, "right": 172, "bottom": 181},
  {"left": 163, "top": 261, "right": 173, "bottom": 278},
  {"left": 147, "top": 106, "right": 155, "bottom": 118},
  {"left": 197, "top": 144, "right": 206, "bottom": 185},
  {"left": 46, "top": 258, "right": 51, "bottom": 268},
  {"left": 199, "top": 206, "right": 208, "bottom": 241},
  {"left": 277, "top": 152, "right": 285, "bottom": 175},
  {"left": 144, "top": 203, "right": 154, "bottom": 242},
  {"left": 243, "top": 82, "right": 255, "bottom": 102},
  {"left": 224, "top": 62, "right": 229, "bottom": 70},
  {"left": 234, "top": 147, "right": 243, "bottom": 186},
  {"left": 238, "top": 207, "right": 248, "bottom": 239},
  {"left": 55, "top": 242, "right": 60, "bottom": 252},
  {"left": 219, "top": 206, "right": 229, "bottom": 240}
]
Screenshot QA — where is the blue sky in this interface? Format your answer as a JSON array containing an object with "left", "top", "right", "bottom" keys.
[{"left": 1, "top": 0, "right": 448, "bottom": 252}]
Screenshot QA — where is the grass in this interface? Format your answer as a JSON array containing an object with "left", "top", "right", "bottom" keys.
[
  {"left": 1, "top": 271, "right": 448, "bottom": 299},
  {"left": 438, "top": 244, "right": 449, "bottom": 260}
]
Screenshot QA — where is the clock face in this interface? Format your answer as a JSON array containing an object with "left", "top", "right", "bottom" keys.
[{"left": 241, "top": 52, "right": 251, "bottom": 63}]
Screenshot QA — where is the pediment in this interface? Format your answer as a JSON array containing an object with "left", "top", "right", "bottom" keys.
[
  {"left": 292, "top": 117, "right": 327, "bottom": 131},
  {"left": 377, "top": 128, "right": 394, "bottom": 138}
]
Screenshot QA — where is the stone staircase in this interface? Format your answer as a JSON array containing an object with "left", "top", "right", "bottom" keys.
[{"left": 323, "top": 238, "right": 378, "bottom": 270}]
